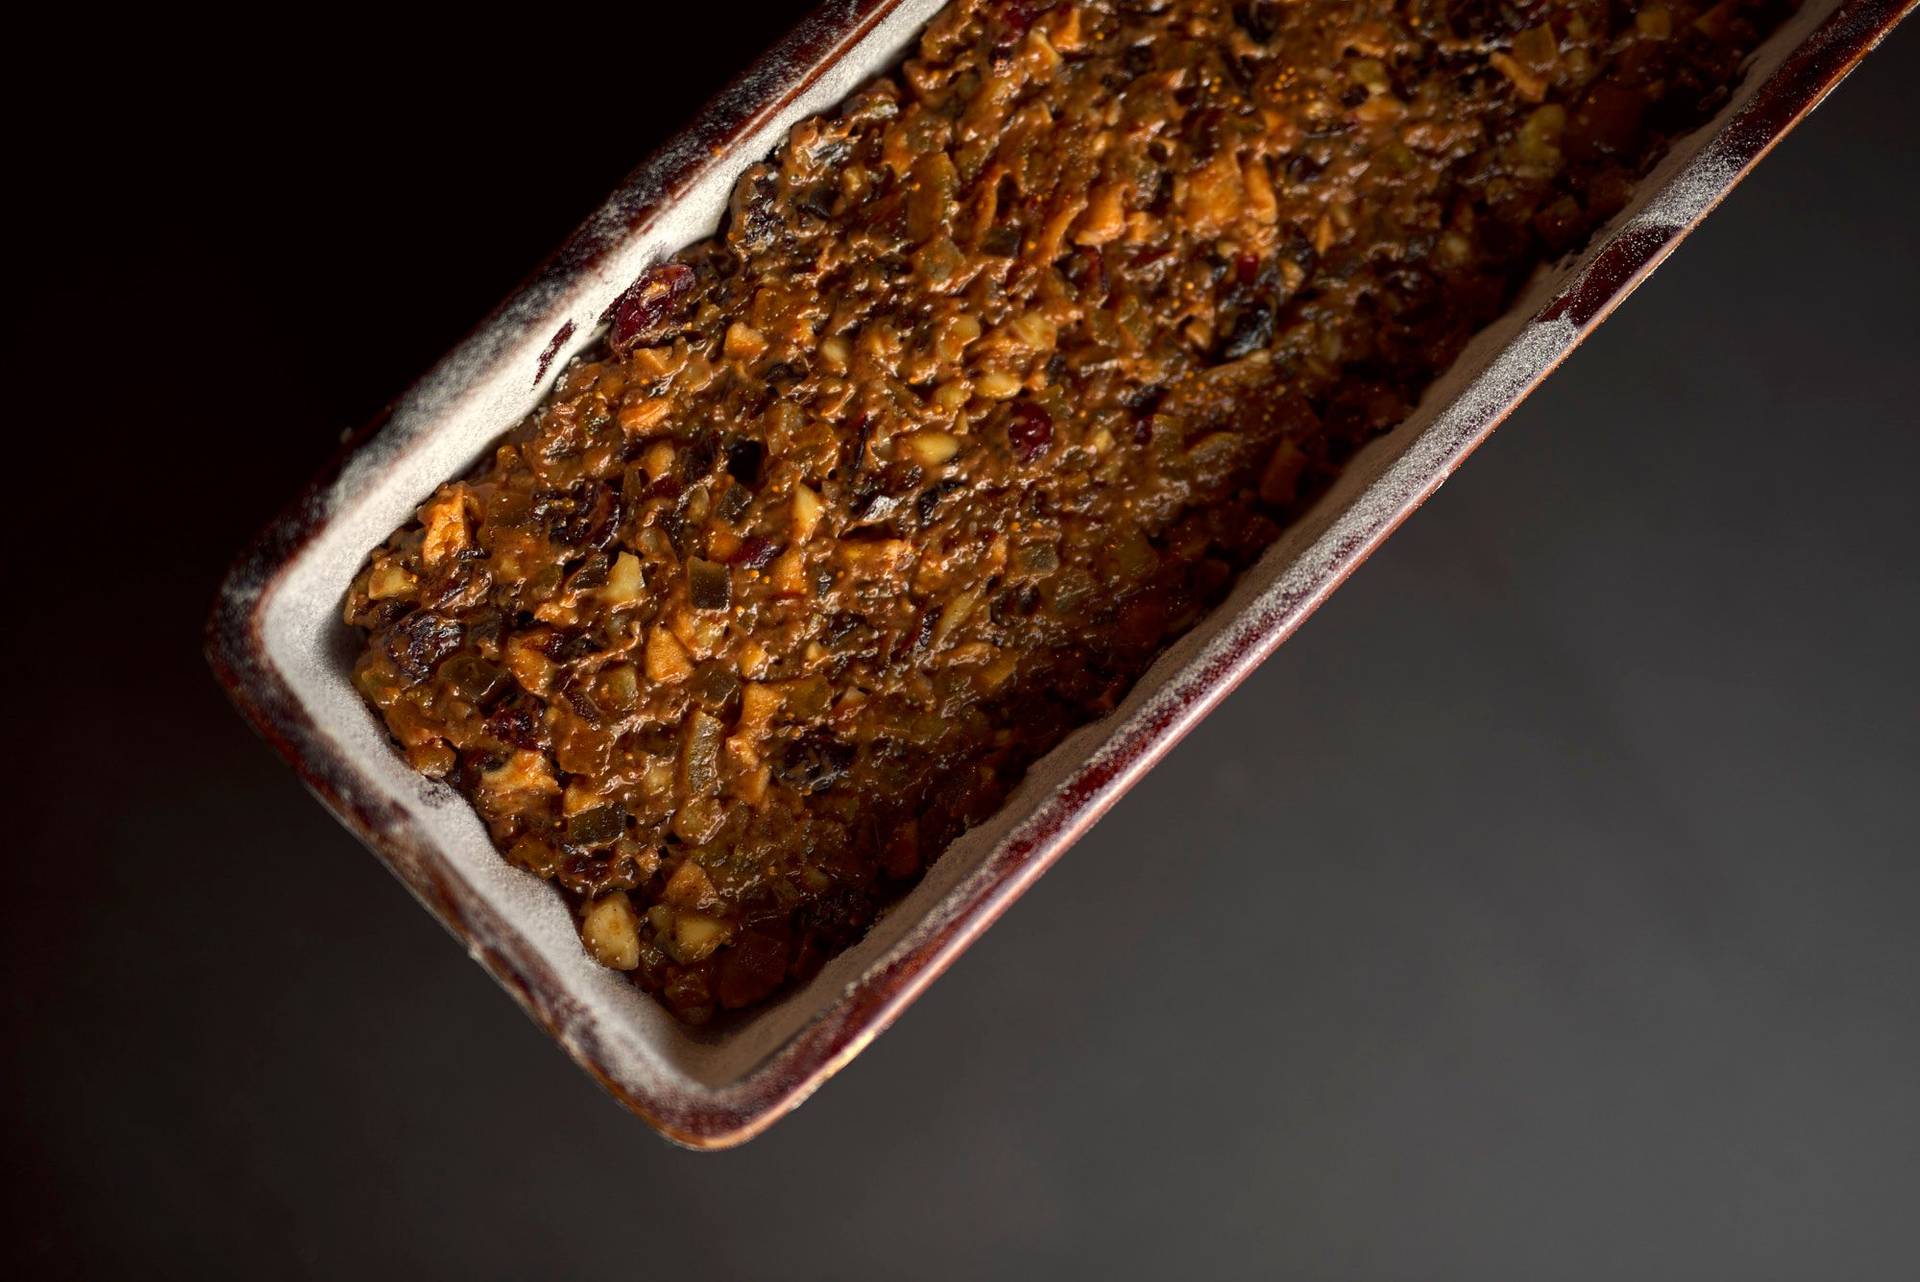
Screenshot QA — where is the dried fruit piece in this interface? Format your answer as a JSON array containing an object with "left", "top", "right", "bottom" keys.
[
  {"left": 1218, "top": 303, "right": 1275, "bottom": 360},
  {"left": 566, "top": 805, "right": 626, "bottom": 848},
  {"left": 688, "top": 559, "right": 732, "bottom": 611},
  {"left": 607, "top": 263, "right": 694, "bottom": 353},
  {"left": 774, "top": 733, "right": 854, "bottom": 795},
  {"left": 680, "top": 711, "right": 726, "bottom": 797},
  {"left": 729, "top": 535, "right": 781, "bottom": 569},
  {"left": 1006, "top": 402, "right": 1053, "bottom": 462},
  {"left": 384, "top": 611, "right": 462, "bottom": 681}
]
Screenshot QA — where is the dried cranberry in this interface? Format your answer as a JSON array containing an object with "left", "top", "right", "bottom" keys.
[
  {"left": 1007, "top": 402, "right": 1054, "bottom": 462},
  {"left": 559, "top": 853, "right": 614, "bottom": 896},
  {"left": 729, "top": 535, "right": 780, "bottom": 569},
  {"left": 607, "top": 262, "right": 694, "bottom": 353},
  {"left": 992, "top": 0, "right": 1047, "bottom": 44}
]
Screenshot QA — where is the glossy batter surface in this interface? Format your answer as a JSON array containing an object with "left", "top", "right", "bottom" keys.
[{"left": 347, "top": 0, "right": 1789, "bottom": 1022}]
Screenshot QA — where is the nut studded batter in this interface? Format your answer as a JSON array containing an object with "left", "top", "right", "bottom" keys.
[{"left": 347, "top": 0, "right": 1790, "bottom": 1022}]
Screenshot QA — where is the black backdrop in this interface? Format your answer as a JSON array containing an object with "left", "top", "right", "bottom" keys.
[{"left": 7, "top": 8, "right": 1918, "bottom": 1278}]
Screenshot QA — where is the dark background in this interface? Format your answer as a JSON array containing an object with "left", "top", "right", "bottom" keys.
[{"left": 6, "top": 7, "right": 1916, "bottom": 1278}]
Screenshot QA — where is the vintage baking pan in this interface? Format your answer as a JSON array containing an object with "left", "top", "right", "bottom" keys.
[{"left": 208, "top": 0, "right": 1913, "bottom": 1147}]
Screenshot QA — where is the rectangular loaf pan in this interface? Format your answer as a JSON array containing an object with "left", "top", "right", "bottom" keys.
[{"left": 208, "top": 0, "right": 1912, "bottom": 1147}]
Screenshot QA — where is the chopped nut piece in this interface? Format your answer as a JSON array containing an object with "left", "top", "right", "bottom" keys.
[
  {"left": 663, "top": 859, "right": 716, "bottom": 910},
  {"left": 1007, "top": 311, "right": 1057, "bottom": 352},
  {"left": 641, "top": 439, "right": 676, "bottom": 481},
  {"left": 901, "top": 429, "right": 962, "bottom": 467},
  {"left": 617, "top": 398, "right": 673, "bottom": 433},
  {"left": 790, "top": 484, "right": 824, "bottom": 541},
  {"left": 1183, "top": 153, "right": 1244, "bottom": 235},
  {"left": 1074, "top": 182, "right": 1128, "bottom": 245},
  {"left": 671, "top": 912, "right": 733, "bottom": 964},
  {"left": 672, "top": 795, "right": 725, "bottom": 844},
  {"left": 504, "top": 635, "right": 557, "bottom": 696},
  {"left": 367, "top": 561, "right": 417, "bottom": 600},
  {"left": 418, "top": 489, "right": 471, "bottom": 566},
  {"left": 976, "top": 370, "right": 1023, "bottom": 400},
  {"left": 931, "top": 379, "right": 972, "bottom": 413},
  {"left": 601, "top": 552, "right": 644, "bottom": 603},
  {"left": 940, "top": 314, "right": 983, "bottom": 361},
  {"left": 770, "top": 546, "right": 810, "bottom": 596},
  {"left": 737, "top": 639, "right": 773, "bottom": 679},
  {"left": 931, "top": 582, "right": 986, "bottom": 651},
  {"left": 735, "top": 763, "right": 772, "bottom": 806},
  {"left": 1242, "top": 158, "right": 1278, "bottom": 225},
  {"left": 837, "top": 538, "right": 911, "bottom": 579},
  {"left": 725, "top": 322, "right": 768, "bottom": 361},
  {"left": 480, "top": 750, "right": 558, "bottom": 797},
  {"left": 739, "top": 682, "right": 784, "bottom": 736},
  {"left": 645, "top": 626, "right": 693, "bottom": 684},
  {"left": 581, "top": 893, "right": 642, "bottom": 970}
]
